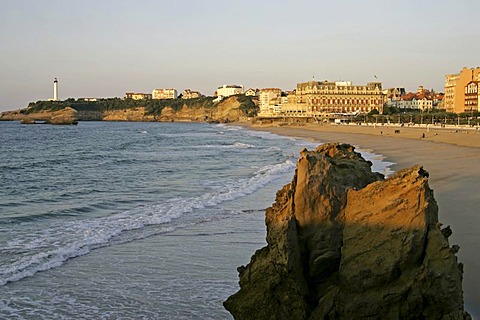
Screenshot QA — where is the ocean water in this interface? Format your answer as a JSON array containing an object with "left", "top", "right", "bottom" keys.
[{"left": 0, "top": 121, "right": 392, "bottom": 319}]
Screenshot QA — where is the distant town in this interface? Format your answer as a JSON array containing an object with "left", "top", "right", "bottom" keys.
[{"left": 43, "top": 66, "right": 480, "bottom": 121}]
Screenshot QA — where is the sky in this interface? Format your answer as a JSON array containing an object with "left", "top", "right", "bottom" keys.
[{"left": 1, "top": 0, "right": 479, "bottom": 111}]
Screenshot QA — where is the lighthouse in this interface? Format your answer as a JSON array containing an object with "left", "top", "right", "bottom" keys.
[{"left": 53, "top": 78, "right": 59, "bottom": 101}]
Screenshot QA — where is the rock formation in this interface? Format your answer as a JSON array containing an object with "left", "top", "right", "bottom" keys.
[
  {"left": 0, "top": 96, "right": 252, "bottom": 123},
  {"left": 156, "top": 96, "right": 245, "bottom": 122},
  {"left": 224, "top": 143, "right": 470, "bottom": 320},
  {"left": 3, "top": 107, "right": 79, "bottom": 125}
]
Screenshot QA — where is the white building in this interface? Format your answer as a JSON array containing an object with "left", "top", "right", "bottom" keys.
[
  {"left": 152, "top": 88, "right": 177, "bottom": 100},
  {"left": 398, "top": 94, "right": 414, "bottom": 110},
  {"left": 216, "top": 84, "right": 243, "bottom": 99},
  {"left": 412, "top": 96, "right": 433, "bottom": 111},
  {"left": 259, "top": 88, "right": 282, "bottom": 115}
]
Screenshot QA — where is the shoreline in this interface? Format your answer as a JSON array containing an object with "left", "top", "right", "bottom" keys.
[{"left": 238, "top": 122, "right": 480, "bottom": 317}]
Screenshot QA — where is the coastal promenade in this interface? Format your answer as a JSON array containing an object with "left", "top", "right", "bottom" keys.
[{"left": 243, "top": 121, "right": 480, "bottom": 317}]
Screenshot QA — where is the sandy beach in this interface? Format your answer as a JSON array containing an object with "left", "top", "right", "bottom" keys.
[{"left": 244, "top": 122, "right": 480, "bottom": 317}]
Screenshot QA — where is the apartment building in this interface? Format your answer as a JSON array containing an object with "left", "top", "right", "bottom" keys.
[
  {"left": 125, "top": 92, "right": 152, "bottom": 100},
  {"left": 281, "top": 80, "right": 384, "bottom": 116},
  {"left": 444, "top": 67, "right": 480, "bottom": 113},
  {"left": 258, "top": 88, "right": 283, "bottom": 115},
  {"left": 465, "top": 80, "right": 478, "bottom": 113},
  {"left": 152, "top": 88, "right": 177, "bottom": 100}
]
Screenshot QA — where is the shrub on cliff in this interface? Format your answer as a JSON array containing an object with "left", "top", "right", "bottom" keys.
[
  {"left": 236, "top": 94, "right": 258, "bottom": 117},
  {"left": 24, "top": 100, "right": 66, "bottom": 114}
]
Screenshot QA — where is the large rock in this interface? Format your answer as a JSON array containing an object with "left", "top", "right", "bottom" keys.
[
  {"left": 158, "top": 96, "right": 243, "bottom": 122},
  {"left": 102, "top": 107, "right": 155, "bottom": 122},
  {"left": 224, "top": 143, "right": 470, "bottom": 320}
]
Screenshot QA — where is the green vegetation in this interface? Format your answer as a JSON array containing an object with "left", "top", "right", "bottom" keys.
[
  {"left": 24, "top": 98, "right": 129, "bottom": 114},
  {"left": 23, "top": 95, "right": 258, "bottom": 117},
  {"left": 144, "top": 96, "right": 216, "bottom": 116},
  {"left": 25, "top": 100, "right": 68, "bottom": 113},
  {"left": 236, "top": 94, "right": 258, "bottom": 117},
  {"left": 360, "top": 106, "right": 480, "bottom": 126}
]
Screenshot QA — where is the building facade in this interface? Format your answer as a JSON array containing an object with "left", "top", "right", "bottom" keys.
[
  {"left": 383, "top": 87, "right": 406, "bottom": 108},
  {"left": 152, "top": 88, "right": 177, "bottom": 100},
  {"left": 465, "top": 81, "right": 478, "bottom": 113},
  {"left": 258, "top": 88, "right": 283, "bottom": 115},
  {"left": 125, "top": 92, "right": 152, "bottom": 100},
  {"left": 398, "top": 94, "right": 414, "bottom": 110},
  {"left": 444, "top": 67, "right": 480, "bottom": 113},
  {"left": 216, "top": 85, "right": 244, "bottom": 99},
  {"left": 245, "top": 88, "right": 259, "bottom": 96},
  {"left": 281, "top": 80, "right": 384, "bottom": 116},
  {"left": 181, "top": 89, "right": 202, "bottom": 99},
  {"left": 412, "top": 95, "right": 433, "bottom": 111}
]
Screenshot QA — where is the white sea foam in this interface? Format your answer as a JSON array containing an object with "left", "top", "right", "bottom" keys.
[
  {"left": 203, "top": 142, "right": 255, "bottom": 149},
  {"left": 357, "top": 148, "right": 395, "bottom": 177},
  {"left": 215, "top": 124, "right": 241, "bottom": 131},
  {"left": 0, "top": 159, "right": 295, "bottom": 286},
  {"left": 231, "top": 142, "right": 254, "bottom": 149}
]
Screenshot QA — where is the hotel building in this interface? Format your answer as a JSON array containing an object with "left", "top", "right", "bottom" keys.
[
  {"left": 152, "top": 88, "right": 177, "bottom": 100},
  {"left": 444, "top": 67, "right": 480, "bottom": 113},
  {"left": 281, "top": 80, "right": 384, "bottom": 116}
]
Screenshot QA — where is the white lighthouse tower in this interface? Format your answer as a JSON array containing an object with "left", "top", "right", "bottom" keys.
[{"left": 53, "top": 78, "right": 59, "bottom": 101}]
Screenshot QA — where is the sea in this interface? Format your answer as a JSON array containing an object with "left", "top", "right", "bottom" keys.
[{"left": 0, "top": 121, "right": 393, "bottom": 319}]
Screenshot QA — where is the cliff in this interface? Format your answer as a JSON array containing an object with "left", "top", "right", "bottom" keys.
[
  {"left": 0, "top": 95, "right": 256, "bottom": 124},
  {"left": 224, "top": 143, "right": 470, "bottom": 320},
  {"left": 156, "top": 96, "right": 245, "bottom": 122},
  {"left": 0, "top": 107, "right": 79, "bottom": 125}
]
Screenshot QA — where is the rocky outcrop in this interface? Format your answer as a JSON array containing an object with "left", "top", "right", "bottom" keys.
[
  {"left": 48, "top": 107, "right": 79, "bottom": 124},
  {"left": 157, "top": 96, "right": 244, "bottom": 122},
  {"left": 224, "top": 143, "right": 470, "bottom": 319},
  {"left": 102, "top": 107, "right": 155, "bottom": 122},
  {"left": 1, "top": 107, "right": 79, "bottom": 125},
  {"left": 0, "top": 96, "right": 250, "bottom": 123}
]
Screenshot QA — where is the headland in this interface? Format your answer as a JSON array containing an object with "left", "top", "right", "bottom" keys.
[{"left": 0, "top": 95, "right": 256, "bottom": 124}]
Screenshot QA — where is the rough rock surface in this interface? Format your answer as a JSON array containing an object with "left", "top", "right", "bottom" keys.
[
  {"left": 4, "top": 107, "right": 80, "bottom": 125},
  {"left": 102, "top": 107, "right": 155, "bottom": 122},
  {"left": 0, "top": 96, "right": 246, "bottom": 123},
  {"left": 157, "top": 96, "right": 244, "bottom": 122},
  {"left": 224, "top": 143, "right": 470, "bottom": 320}
]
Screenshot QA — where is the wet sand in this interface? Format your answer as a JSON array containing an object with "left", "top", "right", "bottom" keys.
[{"left": 242, "top": 122, "right": 480, "bottom": 317}]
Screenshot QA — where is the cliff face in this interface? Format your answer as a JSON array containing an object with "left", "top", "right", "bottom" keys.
[
  {"left": 0, "top": 96, "right": 249, "bottom": 123},
  {"left": 0, "top": 107, "right": 79, "bottom": 125},
  {"left": 157, "top": 96, "right": 244, "bottom": 122},
  {"left": 224, "top": 143, "right": 470, "bottom": 320},
  {"left": 101, "top": 107, "right": 155, "bottom": 122}
]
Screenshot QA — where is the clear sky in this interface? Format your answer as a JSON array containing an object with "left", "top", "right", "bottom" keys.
[{"left": 1, "top": 0, "right": 479, "bottom": 111}]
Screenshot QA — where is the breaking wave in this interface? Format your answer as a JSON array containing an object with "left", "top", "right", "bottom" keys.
[{"left": 0, "top": 159, "right": 295, "bottom": 286}]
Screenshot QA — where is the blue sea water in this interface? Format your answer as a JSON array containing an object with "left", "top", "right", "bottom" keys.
[{"left": 0, "top": 121, "right": 393, "bottom": 319}]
